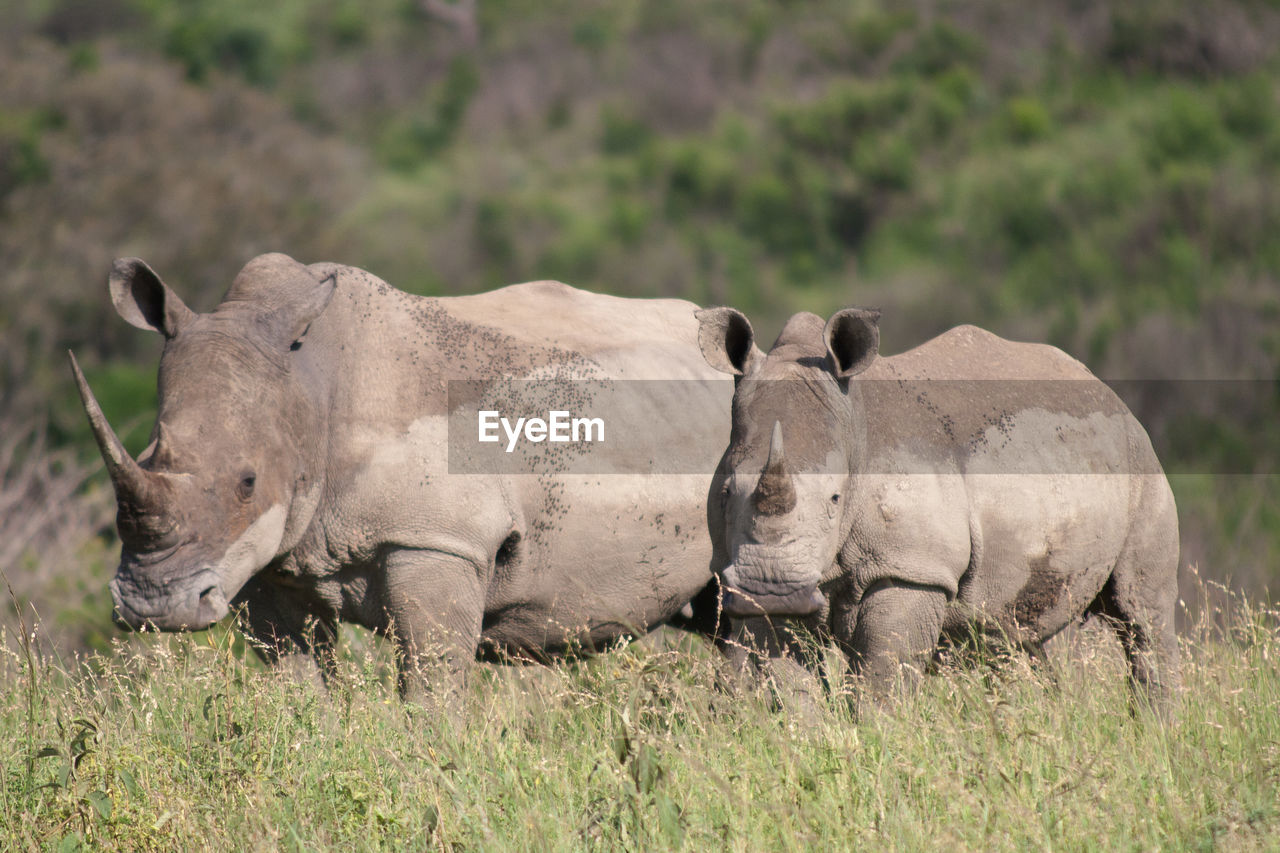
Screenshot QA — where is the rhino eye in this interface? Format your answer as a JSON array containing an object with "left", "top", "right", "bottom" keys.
[
  {"left": 830, "top": 494, "right": 840, "bottom": 503},
  {"left": 237, "top": 472, "right": 256, "bottom": 501}
]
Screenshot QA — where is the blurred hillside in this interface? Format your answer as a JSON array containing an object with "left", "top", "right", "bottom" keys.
[{"left": 1, "top": 0, "right": 1278, "bottom": 650}]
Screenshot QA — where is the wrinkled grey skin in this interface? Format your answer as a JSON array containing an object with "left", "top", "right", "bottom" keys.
[
  {"left": 697, "top": 307, "right": 1180, "bottom": 711},
  {"left": 72, "top": 253, "right": 732, "bottom": 699}
]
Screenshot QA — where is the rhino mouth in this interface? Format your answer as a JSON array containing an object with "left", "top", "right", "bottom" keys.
[
  {"left": 721, "top": 583, "right": 827, "bottom": 618},
  {"left": 110, "top": 567, "right": 229, "bottom": 631},
  {"left": 719, "top": 564, "right": 827, "bottom": 618}
]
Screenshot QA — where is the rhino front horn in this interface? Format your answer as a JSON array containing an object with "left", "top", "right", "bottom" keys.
[
  {"left": 753, "top": 421, "right": 796, "bottom": 516},
  {"left": 68, "top": 351, "right": 161, "bottom": 508}
]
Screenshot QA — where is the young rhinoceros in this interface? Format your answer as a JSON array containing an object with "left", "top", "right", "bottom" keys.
[{"left": 697, "top": 307, "right": 1180, "bottom": 711}]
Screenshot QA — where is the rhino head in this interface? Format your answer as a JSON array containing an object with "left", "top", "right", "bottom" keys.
[
  {"left": 697, "top": 306, "right": 880, "bottom": 618},
  {"left": 72, "top": 253, "right": 336, "bottom": 631}
]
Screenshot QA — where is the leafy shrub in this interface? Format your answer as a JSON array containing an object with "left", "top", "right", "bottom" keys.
[
  {"left": 912, "top": 69, "right": 979, "bottom": 143},
  {"left": 0, "top": 110, "right": 53, "bottom": 197},
  {"left": 852, "top": 134, "right": 914, "bottom": 191},
  {"left": 539, "top": 214, "right": 606, "bottom": 284},
  {"left": 844, "top": 10, "right": 916, "bottom": 61},
  {"left": 662, "top": 140, "right": 737, "bottom": 216},
  {"left": 328, "top": 2, "right": 369, "bottom": 48},
  {"left": 376, "top": 58, "right": 479, "bottom": 169},
  {"left": 473, "top": 199, "right": 516, "bottom": 275},
  {"left": 1215, "top": 74, "right": 1274, "bottom": 138},
  {"left": 736, "top": 172, "right": 817, "bottom": 256},
  {"left": 986, "top": 164, "right": 1066, "bottom": 252},
  {"left": 776, "top": 80, "right": 912, "bottom": 158},
  {"left": 1003, "top": 96, "right": 1052, "bottom": 144},
  {"left": 1104, "top": 3, "right": 1264, "bottom": 78},
  {"left": 600, "top": 106, "right": 653, "bottom": 156},
  {"left": 606, "top": 197, "right": 649, "bottom": 246},
  {"left": 159, "top": 12, "right": 283, "bottom": 85},
  {"left": 892, "top": 21, "right": 983, "bottom": 77},
  {"left": 1143, "top": 89, "right": 1228, "bottom": 166},
  {"left": 572, "top": 17, "right": 610, "bottom": 53}
]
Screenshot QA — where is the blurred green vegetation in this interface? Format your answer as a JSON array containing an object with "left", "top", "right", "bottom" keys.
[{"left": 1, "top": 0, "right": 1278, "bottom": 626}]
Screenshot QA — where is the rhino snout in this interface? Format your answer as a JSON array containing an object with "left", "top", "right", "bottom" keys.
[
  {"left": 110, "top": 568, "right": 229, "bottom": 631},
  {"left": 720, "top": 565, "right": 827, "bottom": 618}
]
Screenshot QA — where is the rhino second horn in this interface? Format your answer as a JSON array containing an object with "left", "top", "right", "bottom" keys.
[
  {"left": 68, "top": 350, "right": 161, "bottom": 507},
  {"left": 753, "top": 421, "right": 797, "bottom": 516}
]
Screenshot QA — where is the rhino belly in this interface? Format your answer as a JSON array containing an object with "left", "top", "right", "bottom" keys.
[
  {"left": 952, "top": 472, "right": 1131, "bottom": 643},
  {"left": 482, "top": 474, "right": 714, "bottom": 653}
]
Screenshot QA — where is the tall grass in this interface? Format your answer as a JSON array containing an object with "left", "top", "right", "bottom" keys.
[{"left": 1, "top": 577, "right": 1276, "bottom": 851}]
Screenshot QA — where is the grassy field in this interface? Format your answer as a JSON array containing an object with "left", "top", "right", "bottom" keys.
[{"left": 2, "top": 575, "right": 1276, "bottom": 851}]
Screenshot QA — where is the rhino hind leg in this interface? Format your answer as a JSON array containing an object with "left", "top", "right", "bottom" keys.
[
  {"left": 1088, "top": 570, "right": 1181, "bottom": 716},
  {"left": 1089, "top": 477, "right": 1182, "bottom": 716},
  {"left": 848, "top": 578, "right": 949, "bottom": 697}
]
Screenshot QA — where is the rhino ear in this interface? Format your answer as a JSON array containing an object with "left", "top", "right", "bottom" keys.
[
  {"left": 281, "top": 271, "right": 336, "bottom": 349},
  {"left": 697, "top": 307, "right": 760, "bottom": 376},
  {"left": 109, "top": 258, "right": 195, "bottom": 338},
  {"left": 824, "top": 308, "right": 880, "bottom": 378},
  {"left": 225, "top": 254, "right": 337, "bottom": 349}
]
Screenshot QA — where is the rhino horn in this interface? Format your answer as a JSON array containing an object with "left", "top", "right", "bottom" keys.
[
  {"left": 68, "top": 351, "right": 162, "bottom": 508},
  {"left": 753, "top": 421, "right": 796, "bottom": 516}
]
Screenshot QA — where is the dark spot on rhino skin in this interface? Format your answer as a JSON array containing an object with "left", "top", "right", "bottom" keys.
[
  {"left": 939, "top": 413, "right": 956, "bottom": 442},
  {"left": 1008, "top": 554, "right": 1069, "bottom": 629},
  {"left": 966, "top": 408, "right": 1018, "bottom": 455}
]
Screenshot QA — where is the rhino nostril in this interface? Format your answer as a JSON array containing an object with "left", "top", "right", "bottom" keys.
[{"left": 198, "top": 585, "right": 218, "bottom": 603}]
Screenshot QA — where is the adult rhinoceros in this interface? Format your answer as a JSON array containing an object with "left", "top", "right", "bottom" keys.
[
  {"left": 72, "top": 253, "right": 731, "bottom": 698},
  {"left": 696, "top": 307, "right": 1180, "bottom": 712}
]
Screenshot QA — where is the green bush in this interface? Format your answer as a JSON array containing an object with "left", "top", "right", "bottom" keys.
[
  {"left": 913, "top": 69, "right": 979, "bottom": 143},
  {"left": 539, "top": 214, "right": 606, "bottom": 283},
  {"left": 606, "top": 197, "right": 650, "bottom": 246},
  {"left": 987, "top": 165, "right": 1066, "bottom": 252},
  {"left": 1215, "top": 74, "right": 1274, "bottom": 138},
  {"left": 1143, "top": 89, "right": 1228, "bottom": 166},
  {"left": 375, "top": 58, "right": 479, "bottom": 170},
  {"left": 571, "top": 17, "right": 610, "bottom": 53},
  {"left": 0, "top": 110, "right": 53, "bottom": 197},
  {"left": 736, "top": 172, "right": 818, "bottom": 256},
  {"left": 844, "top": 10, "right": 917, "bottom": 61},
  {"left": 600, "top": 106, "right": 653, "bottom": 156},
  {"left": 160, "top": 13, "right": 283, "bottom": 84},
  {"left": 1003, "top": 96, "right": 1052, "bottom": 144},
  {"left": 328, "top": 2, "right": 369, "bottom": 48},
  {"left": 662, "top": 140, "right": 737, "bottom": 216},
  {"left": 473, "top": 199, "right": 516, "bottom": 274},
  {"left": 776, "top": 80, "right": 912, "bottom": 158},
  {"left": 852, "top": 134, "right": 914, "bottom": 191},
  {"left": 892, "top": 21, "right": 983, "bottom": 77}
]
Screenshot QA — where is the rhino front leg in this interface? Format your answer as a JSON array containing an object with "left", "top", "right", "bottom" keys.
[
  {"left": 233, "top": 574, "right": 338, "bottom": 689},
  {"left": 848, "top": 579, "right": 948, "bottom": 697},
  {"left": 383, "top": 548, "right": 486, "bottom": 706},
  {"left": 723, "top": 615, "right": 828, "bottom": 719}
]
